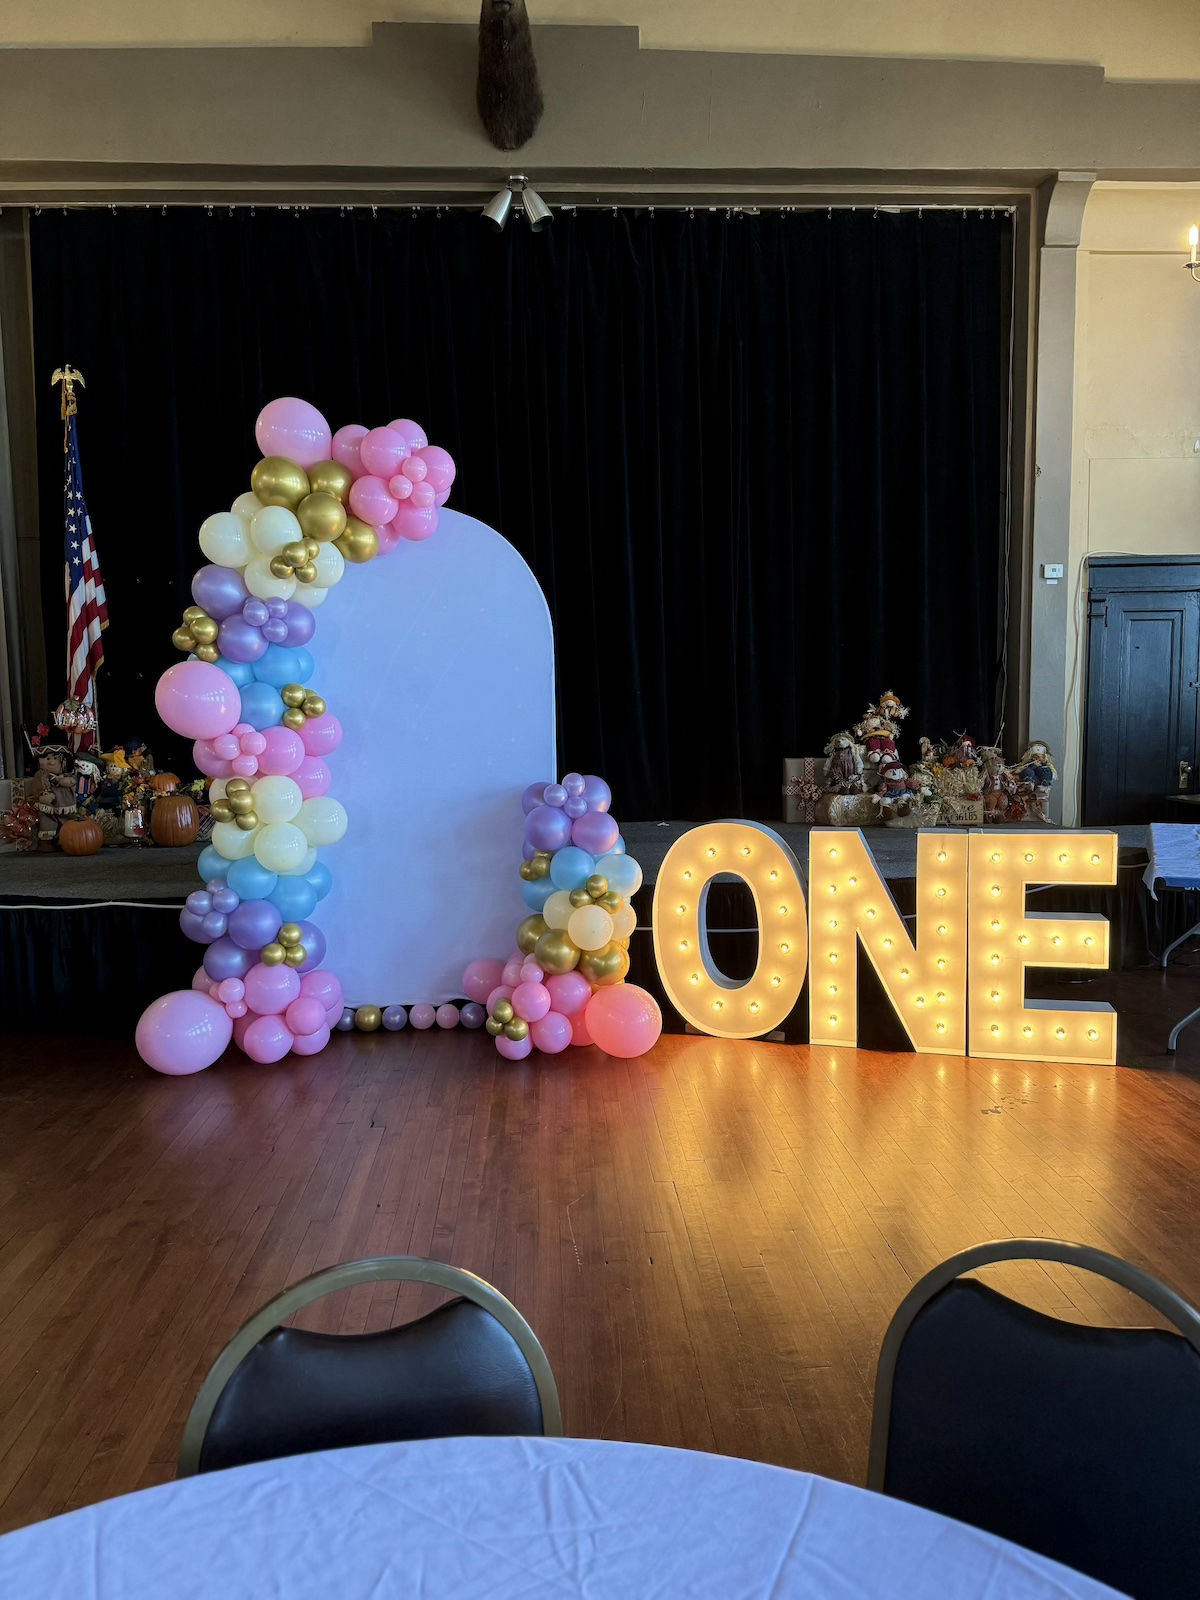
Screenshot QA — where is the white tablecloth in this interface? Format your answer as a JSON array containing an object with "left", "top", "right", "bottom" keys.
[
  {"left": 1145, "top": 822, "right": 1200, "bottom": 897},
  {"left": 0, "top": 1437, "right": 1124, "bottom": 1598}
]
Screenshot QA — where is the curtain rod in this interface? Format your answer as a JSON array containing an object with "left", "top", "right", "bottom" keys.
[{"left": 27, "top": 200, "right": 1016, "bottom": 217}]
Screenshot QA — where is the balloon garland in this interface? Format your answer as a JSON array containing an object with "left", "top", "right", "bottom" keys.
[
  {"left": 136, "top": 398, "right": 457, "bottom": 1075},
  {"left": 462, "top": 773, "right": 664, "bottom": 1061}
]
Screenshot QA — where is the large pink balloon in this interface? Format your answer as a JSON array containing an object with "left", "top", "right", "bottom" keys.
[
  {"left": 389, "top": 418, "right": 428, "bottom": 452},
  {"left": 359, "top": 425, "right": 410, "bottom": 479},
  {"left": 348, "top": 474, "right": 398, "bottom": 528},
  {"left": 585, "top": 985, "right": 663, "bottom": 1059},
  {"left": 243, "top": 962, "right": 302, "bottom": 1016},
  {"left": 417, "top": 445, "right": 456, "bottom": 496},
  {"left": 255, "top": 397, "right": 332, "bottom": 470},
  {"left": 285, "top": 996, "right": 325, "bottom": 1035},
  {"left": 257, "top": 724, "right": 305, "bottom": 776},
  {"left": 331, "top": 423, "right": 368, "bottom": 476},
  {"left": 291, "top": 1024, "right": 331, "bottom": 1057},
  {"left": 294, "top": 754, "right": 332, "bottom": 798},
  {"left": 545, "top": 971, "right": 592, "bottom": 1017},
  {"left": 242, "top": 1013, "right": 295, "bottom": 1064},
  {"left": 462, "top": 958, "right": 504, "bottom": 1005},
  {"left": 155, "top": 661, "right": 241, "bottom": 740},
  {"left": 512, "top": 981, "right": 551, "bottom": 1023},
  {"left": 376, "top": 522, "right": 403, "bottom": 556},
  {"left": 300, "top": 712, "right": 343, "bottom": 757},
  {"left": 390, "top": 504, "right": 438, "bottom": 543},
  {"left": 136, "top": 990, "right": 233, "bottom": 1075},
  {"left": 530, "top": 1010, "right": 572, "bottom": 1055},
  {"left": 299, "top": 968, "right": 344, "bottom": 1013}
]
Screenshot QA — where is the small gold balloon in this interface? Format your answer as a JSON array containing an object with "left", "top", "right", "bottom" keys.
[
  {"left": 304, "top": 538, "right": 321, "bottom": 561},
  {"left": 281, "top": 684, "right": 307, "bottom": 708},
  {"left": 297, "top": 491, "right": 347, "bottom": 544},
  {"left": 355, "top": 1004, "right": 383, "bottom": 1032},
  {"left": 210, "top": 799, "right": 234, "bottom": 824},
  {"left": 269, "top": 554, "right": 294, "bottom": 580},
  {"left": 504, "top": 1018, "right": 530, "bottom": 1042},
  {"left": 229, "top": 793, "right": 254, "bottom": 814},
  {"left": 307, "top": 459, "right": 353, "bottom": 502},
  {"left": 569, "top": 888, "right": 592, "bottom": 908},
  {"left": 194, "top": 643, "right": 221, "bottom": 663},
  {"left": 517, "top": 914, "right": 548, "bottom": 954},
  {"left": 535, "top": 928, "right": 582, "bottom": 975},
  {"left": 172, "top": 627, "right": 196, "bottom": 652},
  {"left": 260, "top": 942, "right": 286, "bottom": 966},
  {"left": 251, "top": 455, "right": 311, "bottom": 509},
  {"left": 283, "top": 945, "right": 307, "bottom": 968},
  {"left": 282, "top": 541, "right": 309, "bottom": 568},
  {"left": 586, "top": 875, "right": 609, "bottom": 899},
  {"left": 519, "top": 860, "right": 535, "bottom": 882},
  {"left": 235, "top": 810, "right": 259, "bottom": 832},
  {"left": 528, "top": 855, "right": 551, "bottom": 880},
  {"left": 599, "top": 891, "right": 622, "bottom": 913},
  {"left": 277, "top": 923, "right": 303, "bottom": 947},
  {"left": 182, "top": 605, "right": 207, "bottom": 626},
  {"left": 580, "top": 943, "right": 629, "bottom": 987},
  {"left": 492, "top": 998, "right": 515, "bottom": 1025},
  {"left": 302, "top": 695, "right": 326, "bottom": 718},
  {"left": 334, "top": 516, "right": 379, "bottom": 564},
  {"left": 226, "top": 778, "right": 251, "bottom": 796},
  {"left": 294, "top": 562, "right": 318, "bottom": 584},
  {"left": 283, "top": 708, "right": 306, "bottom": 732},
  {"left": 485, "top": 1016, "right": 504, "bottom": 1037},
  {"left": 190, "top": 617, "right": 219, "bottom": 645}
]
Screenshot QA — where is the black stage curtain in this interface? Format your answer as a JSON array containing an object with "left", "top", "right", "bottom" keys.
[{"left": 31, "top": 207, "right": 1012, "bottom": 818}]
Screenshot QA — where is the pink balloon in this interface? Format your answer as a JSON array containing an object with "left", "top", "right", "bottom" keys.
[
  {"left": 387, "top": 474, "right": 414, "bottom": 501},
  {"left": 136, "top": 990, "right": 232, "bottom": 1075},
  {"left": 359, "top": 425, "right": 410, "bottom": 479},
  {"left": 520, "top": 963, "right": 545, "bottom": 984},
  {"left": 376, "top": 522, "right": 403, "bottom": 556},
  {"left": 232, "top": 1013, "right": 254, "bottom": 1050},
  {"left": 300, "top": 713, "right": 343, "bottom": 757},
  {"left": 324, "top": 1004, "right": 342, "bottom": 1027},
  {"left": 462, "top": 958, "right": 504, "bottom": 1005},
  {"left": 155, "top": 661, "right": 241, "bottom": 740},
  {"left": 258, "top": 724, "right": 306, "bottom": 776},
  {"left": 512, "top": 981, "right": 552, "bottom": 1023},
  {"left": 231, "top": 755, "right": 258, "bottom": 778},
  {"left": 585, "top": 985, "right": 663, "bottom": 1059},
  {"left": 400, "top": 455, "right": 427, "bottom": 483},
  {"left": 545, "top": 972, "right": 593, "bottom": 1017},
  {"left": 285, "top": 996, "right": 326, "bottom": 1035},
  {"left": 409, "top": 482, "right": 436, "bottom": 510},
  {"left": 331, "top": 423, "right": 368, "bottom": 476},
  {"left": 417, "top": 445, "right": 456, "bottom": 496},
  {"left": 409, "top": 1003, "right": 436, "bottom": 1029},
  {"left": 191, "top": 966, "right": 213, "bottom": 992},
  {"left": 570, "top": 1012, "right": 595, "bottom": 1048},
  {"left": 485, "top": 984, "right": 513, "bottom": 1014},
  {"left": 300, "top": 968, "right": 344, "bottom": 1013},
  {"left": 435, "top": 1004, "right": 460, "bottom": 1029},
  {"left": 217, "top": 977, "right": 245, "bottom": 1004},
  {"left": 531, "top": 1010, "right": 573, "bottom": 1055},
  {"left": 193, "top": 739, "right": 234, "bottom": 779},
  {"left": 291, "top": 1024, "right": 331, "bottom": 1057},
  {"left": 255, "top": 397, "right": 332, "bottom": 469},
  {"left": 243, "top": 962, "right": 302, "bottom": 1016},
  {"left": 502, "top": 961, "right": 525, "bottom": 988},
  {"left": 496, "top": 1033, "right": 533, "bottom": 1061},
  {"left": 388, "top": 418, "right": 428, "bottom": 452},
  {"left": 390, "top": 504, "right": 438, "bottom": 543},
  {"left": 294, "top": 755, "right": 332, "bottom": 797},
  {"left": 241, "top": 730, "right": 267, "bottom": 756},
  {"left": 242, "top": 1013, "right": 295, "bottom": 1064},
  {"left": 225, "top": 1000, "right": 248, "bottom": 1019},
  {"left": 348, "top": 475, "right": 399, "bottom": 527},
  {"left": 213, "top": 733, "right": 240, "bottom": 760}
]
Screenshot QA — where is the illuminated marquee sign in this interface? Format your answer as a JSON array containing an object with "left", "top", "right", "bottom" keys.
[{"left": 652, "top": 824, "right": 1117, "bottom": 1065}]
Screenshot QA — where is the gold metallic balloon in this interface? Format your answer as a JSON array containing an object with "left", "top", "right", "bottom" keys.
[
  {"left": 492, "top": 998, "right": 515, "bottom": 1025},
  {"left": 283, "top": 946, "right": 307, "bottom": 968},
  {"left": 172, "top": 627, "right": 196, "bottom": 652},
  {"left": 269, "top": 554, "right": 294, "bottom": 580},
  {"left": 580, "top": 943, "right": 629, "bottom": 987},
  {"left": 504, "top": 1018, "right": 529, "bottom": 1042},
  {"left": 210, "top": 799, "right": 234, "bottom": 824},
  {"left": 183, "top": 605, "right": 207, "bottom": 626},
  {"left": 281, "top": 684, "right": 307, "bottom": 708},
  {"left": 190, "top": 617, "right": 219, "bottom": 645},
  {"left": 251, "top": 456, "right": 311, "bottom": 509},
  {"left": 334, "top": 516, "right": 379, "bottom": 564},
  {"left": 519, "top": 860, "right": 535, "bottom": 882},
  {"left": 297, "top": 491, "right": 347, "bottom": 544},
  {"left": 569, "top": 888, "right": 592, "bottom": 909},
  {"left": 260, "top": 942, "right": 286, "bottom": 966},
  {"left": 528, "top": 855, "right": 551, "bottom": 880},
  {"left": 302, "top": 695, "right": 326, "bottom": 717},
  {"left": 294, "top": 562, "right": 318, "bottom": 584},
  {"left": 517, "top": 914, "right": 548, "bottom": 954},
  {"left": 278, "top": 923, "right": 303, "bottom": 947},
  {"left": 534, "top": 928, "right": 581, "bottom": 975},
  {"left": 283, "top": 708, "right": 307, "bottom": 732},
  {"left": 355, "top": 1004, "right": 383, "bottom": 1032},
  {"left": 304, "top": 538, "right": 321, "bottom": 561},
  {"left": 599, "top": 891, "right": 622, "bottom": 913},
  {"left": 586, "top": 875, "right": 609, "bottom": 899},
  {"left": 229, "top": 794, "right": 254, "bottom": 814},
  {"left": 307, "top": 459, "right": 353, "bottom": 502},
  {"left": 282, "top": 541, "right": 309, "bottom": 568},
  {"left": 227, "top": 779, "right": 251, "bottom": 795},
  {"left": 195, "top": 643, "right": 221, "bottom": 664},
  {"left": 485, "top": 1016, "right": 504, "bottom": 1037},
  {"left": 235, "top": 810, "right": 259, "bottom": 831}
]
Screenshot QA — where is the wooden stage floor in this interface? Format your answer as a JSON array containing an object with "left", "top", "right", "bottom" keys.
[{"left": 4, "top": 976, "right": 1200, "bottom": 1534}]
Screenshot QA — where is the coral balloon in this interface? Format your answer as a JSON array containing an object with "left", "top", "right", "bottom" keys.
[
  {"left": 155, "top": 661, "right": 241, "bottom": 740},
  {"left": 585, "top": 985, "right": 663, "bottom": 1059},
  {"left": 136, "top": 990, "right": 232, "bottom": 1075},
  {"left": 255, "top": 397, "right": 332, "bottom": 469},
  {"left": 463, "top": 958, "right": 505, "bottom": 1005},
  {"left": 570, "top": 1011, "right": 595, "bottom": 1048}
]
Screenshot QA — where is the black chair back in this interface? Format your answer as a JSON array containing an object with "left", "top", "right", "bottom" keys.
[{"left": 869, "top": 1240, "right": 1200, "bottom": 1600}]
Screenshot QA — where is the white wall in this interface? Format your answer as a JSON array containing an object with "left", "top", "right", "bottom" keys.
[{"left": 1060, "top": 183, "right": 1200, "bottom": 820}]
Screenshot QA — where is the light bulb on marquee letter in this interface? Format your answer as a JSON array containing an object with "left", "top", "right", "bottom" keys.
[
  {"left": 966, "top": 832, "right": 1116, "bottom": 1064},
  {"left": 808, "top": 829, "right": 967, "bottom": 1052},
  {"left": 652, "top": 822, "right": 807, "bottom": 1038}
]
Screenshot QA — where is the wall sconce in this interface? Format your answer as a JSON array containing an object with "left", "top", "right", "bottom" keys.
[{"left": 1186, "top": 224, "right": 1199, "bottom": 283}]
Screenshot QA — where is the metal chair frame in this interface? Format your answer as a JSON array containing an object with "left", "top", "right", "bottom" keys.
[
  {"left": 178, "top": 1255, "right": 563, "bottom": 1477},
  {"left": 867, "top": 1236, "right": 1200, "bottom": 1491}
]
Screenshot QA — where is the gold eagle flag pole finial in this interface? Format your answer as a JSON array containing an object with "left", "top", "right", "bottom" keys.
[{"left": 51, "top": 364, "right": 85, "bottom": 426}]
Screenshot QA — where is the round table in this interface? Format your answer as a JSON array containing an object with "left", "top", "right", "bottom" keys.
[{"left": 0, "top": 1437, "right": 1124, "bottom": 1598}]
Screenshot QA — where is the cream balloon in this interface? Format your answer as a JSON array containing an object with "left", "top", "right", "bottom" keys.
[
  {"left": 612, "top": 902, "right": 637, "bottom": 940},
  {"left": 251, "top": 775, "right": 303, "bottom": 824},
  {"left": 568, "top": 904, "right": 615, "bottom": 952},
  {"left": 300, "top": 584, "right": 329, "bottom": 608},
  {"left": 311, "top": 541, "right": 345, "bottom": 589},
  {"left": 210, "top": 820, "right": 259, "bottom": 860},
  {"left": 297, "top": 795, "right": 347, "bottom": 846},
  {"left": 291, "top": 845, "right": 319, "bottom": 877},
  {"left": 253, "top": 821, "right": 310, "bottom": 874},
  {"left": 198, "top": 511, "right": 253, "bottom": 569},
  {"left": 250, "top": 504, "right": 302, "bottom": 557},
  {"left": 208, "top": 778, "right": 229, "bottom": 801},
  {"left": 230, "top": 490, "right": 262, "bottom": 521},
  {"left": 243, "top": 553, "right": 297, "bottom": 602},
  {"left": 543, "top": 890, "right": 575, "bottom": 930}
]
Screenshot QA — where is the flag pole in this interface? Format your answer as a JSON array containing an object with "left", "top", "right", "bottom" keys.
[{"left": 51, "top": 365, "right": 104, "bottom": 754}]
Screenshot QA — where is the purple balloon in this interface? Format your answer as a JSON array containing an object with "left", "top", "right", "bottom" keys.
[
  {"left": 571, "top": 810, "right": 621, "bottom": 856},
  {"left": 191, "top": 563, "right": 249, "bottom": 621},
  {"left": 283, "top": 601, "right": 316, "bottom": 646},
  {"left": 262, "top": 618, "right": 289, "bottom": 644},
  {"left": 186, "top": 890, "right": 213, "bottom": 916},
  {"left": 525, "top": 804, "right": 572, "bottom": 853},
  {"left": 294, "top": 920, "right": 327, "bottom": 973},
  {"left": 460, "top": 1002, "right": 486, "bottom": 1029},
  {"left": 382, "top": 1004, "right": 408, "bottom": 1030},
  {"left": 267, "top": 598, "right": 288, "bottom": 618},
  {"left": 228, "top": 898, "right": 283, "bottom": 951},
  {"left": 211, "top": 885, "right": 240, "bottom": 915},
  {"left": 521, "top": 782, "right": 550, "bottom": 815},
  {"left": 203, "top": 937, "right": 254, "bottom": 982},
  {"left": 336, "top": 1006, "right": 355, "bottom": 1031},
  {"left": 562, "top": 772, "right": 585, "bottom": 796},
  {"left": 180, "top": 908, "right": 215, "bottom": 944},
  {"left": 581, "top": 774, "right": 612, "bottom": 813},
  {"left": 218, "top": 615, "right": 269, "bottom": 664},
  {"left": 544, "top": 784, "right": 568, "bottom": 808},
  {"left": 564, "top": 796, "right": 588, "bottom": 819},
  {"left": 200, "top": 911, "right": 228, "bottom": 940},
  {"left": 522, "top": 840, "right": 537, "bottom": 861},
  {"left": 243, "top": 598, "right": 270, "bottom": 628}
]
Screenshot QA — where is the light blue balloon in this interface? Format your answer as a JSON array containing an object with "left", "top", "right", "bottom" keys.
[
  {"left": 197, "top": 846, "right": 228, "bottom": 882},
  {"left": 549, "top": 846, "right": 595, "bottom": 891},
  {"left": 522, "top": 878, "right": 555, "bottom": 912},
  {"left": 269, "top": 876, "right": 318, "bottom": 921},
  {"left": 597, "top": 851, "right": 642, "bottom": 896},
  {"left": 252, "top": 643, "right": 315, "bottom": 688},
  {"left": 227, "top": 857, "right": 278, "bottom": 901},
  {"left": 305, "top": 861, "right": 333, "bottom": 901},
  {"left": 612, "top": 835, "right": 626, "bottom": 855},
  {"left": 238, "top": 680, "right": 285, "bottom": 730},
  {"left": 215, "top": 655, "right": 256, "bottom": 687}
]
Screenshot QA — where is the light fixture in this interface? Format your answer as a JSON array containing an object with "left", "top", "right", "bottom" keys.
[
  {"left": 482, "top": 175, "right": 553, "bottom": 233},
  {"left": 1186, "top": 224, "right": 1200, "bottom": 282},
  {"left": 482, "top": 185, "right": 514, "bottom": 231}
]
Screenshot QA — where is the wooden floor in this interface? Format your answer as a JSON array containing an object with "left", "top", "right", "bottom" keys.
[{"left": 5, "top": 980, "right": 1200, "bottom": 1535}]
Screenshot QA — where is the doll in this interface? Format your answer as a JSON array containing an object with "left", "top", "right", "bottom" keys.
[{"left": 823, "top": 731, "right": 865, "bottom": 793}]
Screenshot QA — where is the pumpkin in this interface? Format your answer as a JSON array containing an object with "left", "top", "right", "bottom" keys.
[
  {"left": 59, "top": 817, "right": 104, "bottom": 856},
  {"left": 149, "top": 771, "right": 180, "bottom": 794},
  {"left": 151, "top": 792, "right": 200, "bottom": 847}
]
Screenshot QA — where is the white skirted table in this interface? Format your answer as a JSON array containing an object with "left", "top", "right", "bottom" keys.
[
  {"left": 0, "top": 1436, "right": 1124, "bottom": 1599},
  {"left": 1145, "top": 822, "right": 1200, "bottom": 1049}
]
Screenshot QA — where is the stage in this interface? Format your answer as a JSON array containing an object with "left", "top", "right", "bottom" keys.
[{"left": 0, "top": 823, "right": 1175, "bottom": 1033}]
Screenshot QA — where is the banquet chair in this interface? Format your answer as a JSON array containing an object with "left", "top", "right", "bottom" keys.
[
  {"left": 178, "top": 1256, "right": 562, "bottom": 1476},
  {"left": 868, "top": 1238, "right": 1200, "bottom": 1600}
]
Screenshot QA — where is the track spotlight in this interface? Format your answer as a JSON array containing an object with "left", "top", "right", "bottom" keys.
[
  {"left": 521, "top": 184, "right": 552, "bottom": 233},
  {"left": 481, "top": 175, "right": 552, "bottom": 233},
  {"left": 482, "top": 186, "right": 514, "bottom": 231}
]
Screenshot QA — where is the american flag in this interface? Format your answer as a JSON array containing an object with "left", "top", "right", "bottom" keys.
[{"left": 63, "top": 409, "right": 108, "bottom": 749}]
